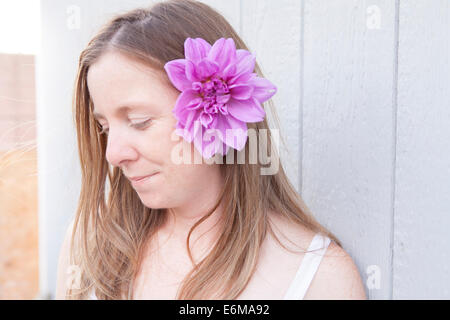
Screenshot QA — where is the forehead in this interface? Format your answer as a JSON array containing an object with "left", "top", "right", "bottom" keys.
[{"left": 87, "top": 50, "right": 178, "bottom": 117}]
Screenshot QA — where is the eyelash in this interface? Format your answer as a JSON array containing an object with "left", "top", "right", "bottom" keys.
[{"left": 97, "top": 119, "right": 152, "bottom": 135}]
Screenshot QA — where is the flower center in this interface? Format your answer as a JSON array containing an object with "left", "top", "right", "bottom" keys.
[{"left": 192, "top": 77, "right": 231, "bottom": 125}]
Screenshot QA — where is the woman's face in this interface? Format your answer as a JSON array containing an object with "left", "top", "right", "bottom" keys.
[{"left": 87, "top": 50, "right": 222, "bottom": 209}]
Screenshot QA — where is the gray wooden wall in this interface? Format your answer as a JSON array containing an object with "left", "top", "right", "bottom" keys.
[{"left": 38, "top": 0, "right": 450, "bottom": 299}]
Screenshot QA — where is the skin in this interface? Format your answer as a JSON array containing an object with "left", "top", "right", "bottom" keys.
[
  {"left": 55, "top": 49, "right": 367, "bottom": 300},
  {"left": 87, "top": 50, "right": 225, "bottom": 258}
]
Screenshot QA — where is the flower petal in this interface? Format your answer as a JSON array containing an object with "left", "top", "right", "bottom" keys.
[
  {"left": 196, "top": 59, "right": 219, "bottom": 80},
  {"left": 176, "top": 111, "right": 202, "bottom": 143},
  {"left": 236, "top": 49, "right": 251, "bottom": 61},
  {"left": 164, "top": 59, "right": 191, "bottom": 91},
  {"left": 173, "top": 89, "right": 202, "bottom": 121},
  {"left": 228, "top": 72, "right": 253, "bottom": 86},
  {"left": 215, "top": 115, "right": 248, "bottom": 151},
  {"left": 216, "top": 94, "right": 230, "bottom": 104},
  {"left": 222, "top": 63, "right": 237, "bottom": 81},
  {"left": 200, "top": 111, "right": 213, "bottom": 128},
  {"left": 192, "top": 125, "right": 222, "bottom": 159},
  {"left": 185, "top": 60, "right": 201, "bottom": 82},
  {"left": 229, "top": 84, "right": 254, "bottom": 100},
  {"left": 186, "top": 97, "right": 203, "bottom": 110},
  {"left": 247, "top": 76, "right": 278, "bottom": 103},
  {"left": 184, "top": 38, "right": 211, "bottom": 64},
  {"left": 228, "top": 53, "right": 256, "bottom": 84},
  {"left": 236, "top": 52, "right": 255, "bottom": 72},
  {"left": 207, "top": 38, "right": 237, "bottom": 73},
  {"left": 226, "top": 97, "right": 266, "bottom": 123}
]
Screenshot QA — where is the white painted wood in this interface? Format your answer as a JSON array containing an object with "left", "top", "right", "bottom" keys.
[
  {"left": 241, "top": 0, "right": 301, "bottom": 192},
  {"left": 38, "top": 0, "right": 450, "bottom": 300},
  {"left": 301, "top": 0, "right": 397, "bottom": 299},
  {"left": 394, "top": 0, "right": 450, "bottom": 299}
]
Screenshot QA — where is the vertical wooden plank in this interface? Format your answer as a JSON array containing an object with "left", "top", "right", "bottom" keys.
[
  {"left": 241, "top": 0, "right": 302, "bottom": 192},
  {"left": 302, "top": 0, "right": 397, "bottom": 299},
  {"left": 394, "top": 0, "right": 450, "bottom": 299}
]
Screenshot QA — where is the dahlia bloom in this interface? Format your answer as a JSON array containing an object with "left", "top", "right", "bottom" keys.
[{"left": 164, "top": 37, "right": 277, "bottom": 159}]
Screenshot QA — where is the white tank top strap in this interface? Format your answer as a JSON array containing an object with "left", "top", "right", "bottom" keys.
[{"left": 283, "top": 232, "right": 331, "bottom": 300}]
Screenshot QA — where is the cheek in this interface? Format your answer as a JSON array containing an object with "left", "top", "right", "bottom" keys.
[
  {"left": 164, "top": 162, "right": 195, "bottom": 186},
  {"left": 166, "top": 161, "right": 221, "bottom": 193},
  {"left": 136, "top": 121, "right": 178, "bottom": 156},
  {"left": 161, "top": 163, "right": 196, "bottom": 198}
]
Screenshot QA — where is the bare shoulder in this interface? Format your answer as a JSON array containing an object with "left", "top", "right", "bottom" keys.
[
  {"left": 266, "top": 210, "right": 367, "bottom": 300},
  {"left": 304, "top": 241, "right": 367, "bottom": 300},
  {"left": 266, "top": 211, "right": 318, "bottom": 251}
]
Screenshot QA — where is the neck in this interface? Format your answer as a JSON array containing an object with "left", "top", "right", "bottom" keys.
[{"left": 158, "top": 193, "right": 226, "bottom": 261}]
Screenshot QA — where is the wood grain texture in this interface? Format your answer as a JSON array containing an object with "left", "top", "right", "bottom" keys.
[
  {"left": 301, "top": 0, "right": 397, "bottom": 299},
  {"left": 394, "top": 0, "right": 450, "bottom": 299},
  {"left": 241, "top": 0, "right": 301, "bottom": 192}
]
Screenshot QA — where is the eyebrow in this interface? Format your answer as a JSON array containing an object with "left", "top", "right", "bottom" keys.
[{"left": 92, "top": 105, "right": 149, "bottom": 120}]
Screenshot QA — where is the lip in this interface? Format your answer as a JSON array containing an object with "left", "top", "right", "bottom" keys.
[{"left": 128, "top": 172, "right": 159, "bottom": 186}]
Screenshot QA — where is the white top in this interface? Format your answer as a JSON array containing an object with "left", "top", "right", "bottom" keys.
[
  {"left": 283, "top": 233, "right": 331, "bottom": 300},
  {"left": 89, "top": 232, "right": 331, "bottom": 300}
]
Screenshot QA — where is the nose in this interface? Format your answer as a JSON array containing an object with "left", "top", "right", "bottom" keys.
[{"left": 105, "top": 128, "right": 138, "bottom": 167}]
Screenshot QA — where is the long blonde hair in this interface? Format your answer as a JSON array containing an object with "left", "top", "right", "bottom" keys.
[{"left": 68, "top": 0, "right": 341, "bottom": 300}]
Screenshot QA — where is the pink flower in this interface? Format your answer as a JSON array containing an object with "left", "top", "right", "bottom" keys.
[{"left": 164, "top": 37, "right": 277, "bottom": 159}]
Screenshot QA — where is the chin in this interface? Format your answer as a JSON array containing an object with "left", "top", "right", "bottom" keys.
[{"left": 138, "top": 194, "right": 167, "bottom": 210}]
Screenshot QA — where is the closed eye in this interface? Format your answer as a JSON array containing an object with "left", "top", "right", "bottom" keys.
[
  {"left": 129, "top": 119, "right": 152, "bottom": 130},
  {"left": 96, "top": 119, "right": 152, "bottom": 135}
]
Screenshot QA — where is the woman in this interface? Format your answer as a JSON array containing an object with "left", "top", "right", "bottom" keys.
[{"left": 56, "top": 0, "right": 366, "bottom": 300}]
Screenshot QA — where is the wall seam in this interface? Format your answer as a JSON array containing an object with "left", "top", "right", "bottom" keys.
[{"left": 390, "top": 0, "right": 401, "bottom": 301}]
